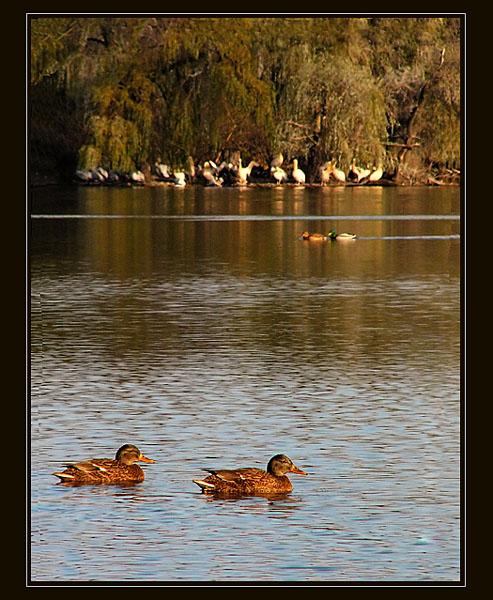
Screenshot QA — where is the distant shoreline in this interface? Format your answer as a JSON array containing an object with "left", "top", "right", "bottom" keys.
[{"left": 30, "top": 177, "right": 459, "bottom": 189}]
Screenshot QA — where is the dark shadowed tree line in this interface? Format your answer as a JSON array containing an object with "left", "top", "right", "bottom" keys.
[{"left": 30, "top": 16, "right": 461, "bottom": 184}]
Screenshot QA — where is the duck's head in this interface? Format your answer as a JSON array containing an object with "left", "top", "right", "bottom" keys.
[
  {"left": 267, "top": 454, "right": 306, "bottom": 476},
  {"left": 115, "top": 444, "right": 155, "bottom": 465},
  {"left": 301, "top": 231, "right": 310, "bottom": 240},
  {"left": 328, "top": 229, "right": 337, "bottom": 239}
]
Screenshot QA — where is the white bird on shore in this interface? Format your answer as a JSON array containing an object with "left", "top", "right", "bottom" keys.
[
  {"left": 292, "top": 159, "right": 306, "bottom": 185},
  {"left": 271, "top": 166, "right": 288, "bottom": 184},
  {"left": 155, "top": 163, "right": 171, "bottom": 180},
  {"left": 237, "top": 158, "right": 258, "bottom": 185},
  {"left": 348, "top": 159, "right": 370, "bottom": 183},
  {"left": 96, "top": 167, "right": 108, "bottom": 181},
  {"left": 348, "top": 158, "right": 361, "bottom": 182},
  {"left": 201, "top": 161, "right": 222, "bottom": 186},
  {"left": 368, "top": 166, "right": 383, "bottom": 182},
  {"left": 130, "top": 170, "right": 145, "bottom": 183},
  {"left": 75, "top": 169, "right": 94, "bottom": 182},
  {"left": 173, "top": 171, "right": 186, "bottom": 187},
  {"left": 327, "top": 161, "right": 346, "bottom": 183}
]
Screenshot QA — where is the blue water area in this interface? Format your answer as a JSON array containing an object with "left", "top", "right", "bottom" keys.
[{"left": 30, "top": 185, "right": 461, "bottom": 584}]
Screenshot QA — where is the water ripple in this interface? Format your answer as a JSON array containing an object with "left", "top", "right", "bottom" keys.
[{"left": 30, "top": 186, "right": 461, "bottom": 583}]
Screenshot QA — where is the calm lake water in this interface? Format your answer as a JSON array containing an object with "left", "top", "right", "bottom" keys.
[{"left": 30, "top": 184, "right": 461, "bottom": 585}]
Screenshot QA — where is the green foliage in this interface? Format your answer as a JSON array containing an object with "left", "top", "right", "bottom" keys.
[
  {"left": 30, "top": 16, "right": 461, "bottom": 181},
  {"left": 368, "top": 17, "right": 461, "bottom": 172},
  {"left": 77, "top": 144, "right": 101, "bottom": 170}
]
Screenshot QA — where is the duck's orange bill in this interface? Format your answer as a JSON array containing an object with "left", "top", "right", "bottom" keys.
[
  {"left": 139, "top": 455, "right": 155, "bottom": 463},
  {"left": 290, "top": 466, "right": 307, "bottom": 474}
]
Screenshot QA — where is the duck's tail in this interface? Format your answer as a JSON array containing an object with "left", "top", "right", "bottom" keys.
[
  {"left": 52, "top": 471, "right": 75, "bottom": 481},
  {"left": 193, "top": 479, "right": 215, "bottom": 491}
]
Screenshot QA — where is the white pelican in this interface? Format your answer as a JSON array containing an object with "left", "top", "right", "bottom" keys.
[
  {"left": 155, "top": 163, "right": 171, "bottom": 179},
  {"left": 96, "top": 167, "right": 108, "bottom": 180},
  {"left": 90, "top": 169, "right": 105, "bottom": 182},
  {"left": 130, "top": 170, "right": 145, "bottom": 183},
  {"left": 368, "top": 166, "right": 383, "bottom": 182},
  {"left": 237, "top": 158, "right": 258, "bottom": 185},
  {"left": 292, "top": 159, "right": 306, "bottom": 185},
  {"left": 75, "top": 169, "right": 94, "bottom": 182},
  {"left": 202, "top": 162, "right": 222, "bottom": 186},
  {"left": 271, "top": 166, "right": 287, "bottom": 184},
  {"left": 349, "top": 159, "right": 371, "bottom": 182},
  {"left": 330, "top": 161, "right": 346, "bottom": 183},
  {"left": 173, "top": 171, "right": 186, "bottom": 187},
  {"left": 348, "top": 158, "right": 361, "bottom": 182}
]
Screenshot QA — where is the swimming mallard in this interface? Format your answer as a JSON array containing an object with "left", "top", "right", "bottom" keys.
[
  {"left": 193, "top": 454, "right": 306, "bottom": 496},
  {"left": 328, "top": 229, "right": 357, "bottom": 241},
  {"left": 53, "top": 444, "right": 155, "bottom": 484},
  {"left": 300, "top": 231, "right": 331, "bottom": 241}
]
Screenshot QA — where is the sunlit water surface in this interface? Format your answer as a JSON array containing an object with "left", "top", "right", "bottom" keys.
[{"left": 30, "top": 185, "right": 461, "bottom": 583}]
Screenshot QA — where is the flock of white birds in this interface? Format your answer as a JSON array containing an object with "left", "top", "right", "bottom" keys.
[{"left": 75, "top": 152, "right": 384, "bottom": 187}]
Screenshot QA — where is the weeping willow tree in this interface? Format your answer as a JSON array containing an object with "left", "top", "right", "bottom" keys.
[
  {"left": 30, "top": 17, "right": 97, "bottom": 178},
  {"left": 29, "top": 16, "right": 461, "bottom": 183},
  {"left": 368, "top": 17, "right": 461, "bottom": 181},
  {"left": 274, "top": 48, "right": 387, "bottom": 180},
  {"left": 81, "top": 17, "right": 275, "bottom": 172},
  {"left": 250, "top": 18, "right": 388, "bottom": 181},
  {"left": 30, "top": 17, "right": 274, "bottom": 175},
  {"left": 152, "top": 18, "right": 274, "bottom": 168},
  {"left": 411, "top": 20, "right": 461, "bottom": 173}
]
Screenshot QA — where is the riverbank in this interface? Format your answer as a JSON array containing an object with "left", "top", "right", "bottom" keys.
[{"left": 30, "top": 172, "right": 460, "bottom": 189}]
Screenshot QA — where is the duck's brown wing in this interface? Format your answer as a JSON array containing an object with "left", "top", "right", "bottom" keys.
[
  {"left": 63, "top": 458, "right": 115, "bottom": 474},
  {"left": 204, "top": 467, "right": 266, "bottom": 482}
]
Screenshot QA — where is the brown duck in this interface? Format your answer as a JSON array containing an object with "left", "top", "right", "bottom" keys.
[
  {"left": 193, "top": 454, "right": 306, "bottom": 495},
  {"left": 300, "top": 231, "right": 331, "bottom": 241},
  {"left": 53, "top": 444, "right": 155, "bottom": 484}
]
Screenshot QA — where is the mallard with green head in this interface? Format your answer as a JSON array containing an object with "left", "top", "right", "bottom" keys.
[
  {"left": 193, "top": 454, "right": 306, "bottom": 496},
  {"left": 328, "top": 229, "right": 357, "bottom": 241},
  {"left": 53, "top": 444, "right": 155, "bottom": 484}
]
